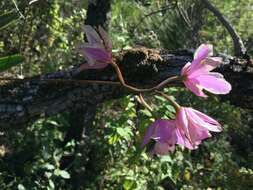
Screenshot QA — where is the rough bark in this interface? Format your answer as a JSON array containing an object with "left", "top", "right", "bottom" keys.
[{"left": 0, "top": 48, "right": 252, "bottom": 130}]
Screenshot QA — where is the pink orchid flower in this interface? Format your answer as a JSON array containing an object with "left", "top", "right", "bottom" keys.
[
  {"left": 78, "top": 25, "right": 113, "bottom": 69},
  {"left": 142, "top": 107, "right": 222, "bottom": 155},
  {"left": 141, "top": 119, "right": 177, "bottom": 155},
  {"left": 175, "top": 107, "right": 222, "bottom": 150},
  {"left": 181, "top": 44, "right": 231, "bottom": 97}
]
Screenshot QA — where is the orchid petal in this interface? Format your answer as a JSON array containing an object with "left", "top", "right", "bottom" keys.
[
  {"left": 79, "top": 42, "right": 104, "bottom": 49},
  {"left": 142, "top": 119, "right": 177, "bottom": 155},
  {"left": 188, "top": 57, "right": 222, "bottom": 77},
  {"left": 205, "top": 57, "right": 222, "bottom": 70},
  {"left": 183, "top": 80, "right": 207, "bottom": 97},
  {"left": 78, "top": 25, "right": 112, "bottom": 70},
  {"left": 77, "top": 48, "right": 96, "bottom": 65},
  {"left": 152, "top": 120, "right": 176, "bottom": 143},
  {"left": 176, "top": 108, "right": 191, "bottom": 139},
  {"left": 141, "top": 120, "right": 158, "bottom": 147},
  {"left": 83, "top": 25, "right": 102, "bottom": 45},
  {"left": 194, "top": 44, "right": 213, "bottom": 60},
  {"left": 175, "top": 128, "right": 196, "bottom": 150},
  {"left": 80, "top": 47, "right": 111, "bottom": 63},
  {"left": 181, "top": 62, "right": 191, "bottom": 76},
  {"left": 189, "top": 108, "right": 222, "bottom": 132},
  {"left": 195, "top": 73, "right": 232, "bottom": 94},
  {"left": 190, "top": 44, "right": 213, "bottom": 72},
  {"left": 188, "top": 119, "right": 211, "bottom": 143},
  {"left": 98, "top": 26, "right": 113, "bottom": 51},
  {"left": 175, "top": 106, "right": 222, "bottom": 150}
]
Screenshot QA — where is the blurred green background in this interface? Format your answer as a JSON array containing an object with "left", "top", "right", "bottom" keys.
[{"left": 0, "top": 0, "right": 252, "bottom": 189}]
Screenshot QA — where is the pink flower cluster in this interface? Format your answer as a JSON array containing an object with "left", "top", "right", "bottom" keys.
[
  {"left": 181, "top": 44, "right": 231, "bottom": 97},
  {"left": 142, "top": 44, "right": 231, "bottom": 155},
  {"left": 76, "top": 26, "right": 231, "bottom": 155},
  {"left": 142, "top": 107, "right": 222, "bottom": 155}
]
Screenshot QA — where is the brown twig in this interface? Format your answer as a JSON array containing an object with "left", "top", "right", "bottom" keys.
[
  {"left": 137, "top": 93, "right": 153, "bottom": 112},
  {"left": 132, "top": 1, "right": 178, "bottom": 32},
  {"left": 110, "top": 61, "right": 181, "bottom": 93}
]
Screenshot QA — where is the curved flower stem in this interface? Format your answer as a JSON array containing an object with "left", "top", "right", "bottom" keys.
[
  {"left": 110, "top": 61, "right": 181, "bottom": 93},
  {"left": 136, "top": 93, "right": 153, "bottom": 112},
  {"left": 155, "top": 90, "right": 181, "bottom": 110}
]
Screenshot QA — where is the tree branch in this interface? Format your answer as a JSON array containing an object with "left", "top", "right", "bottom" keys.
[
  {"left": 0, "top": 48, "right": 252, "bottom": 130},
  {"left": 201, "top": 0, "right": 246, "bottom": 56},
  {"left": 132, "top": 1, "right": 178, "bottom": 31}
]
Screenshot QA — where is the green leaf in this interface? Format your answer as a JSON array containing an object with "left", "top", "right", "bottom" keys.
[
  {"left": 48, "top": 179, "right": 55, "bottom": 189},
  {"left": 45, "top": 171, "right": 53, "bottom": 178},
  {"left": 116, "top": 127, "right": 129, "bottom": 137},
  {"left": 108, "top": 134, "right": 118, "bottom": 144},
  {"left": 17, "top": 184, "right": 26, "bottom": 190},
  {"left": 0, "top": 10, "right": 20, "bottom": 31},
  {"left": 54, "top": 169, "right": 70, "bottom": 179},
  {"left": 0, "top": 54, "right": 24, "bottom": 72},
  {"left": 154, "top": 95, "right": 166, "bottom": 102},
  {"left": 140, "top": 109, "right": 152, "bottom": 117},
  {"left": 123, "top": 179, "right": 137, "bottom": 190},
  {"left": 117, "top": 127, "right": 133, "bottom": 141},
  {"left": 42, "top": 163, "right": 55, "bottom": 170},
  {"left": 46, "top": 120, "right": 60, "bottom": 126},
  {"left": 59, "top": 170, "right": 70, "bottom": 179},
  {"left": 165, "top": 105, "right": 176, "bottom": 113}
]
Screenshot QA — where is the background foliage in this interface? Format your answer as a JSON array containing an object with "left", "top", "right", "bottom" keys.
[{"left": 0, "top": 0, "right": 253, "bottom": 189}]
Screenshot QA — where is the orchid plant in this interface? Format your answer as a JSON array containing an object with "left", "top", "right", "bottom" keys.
[
  {"left": 78, "top": 25, "right": 232, "bottom": 156},
  {"left": 77, "top": 25, "right": 113, "bottom": 70}
]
